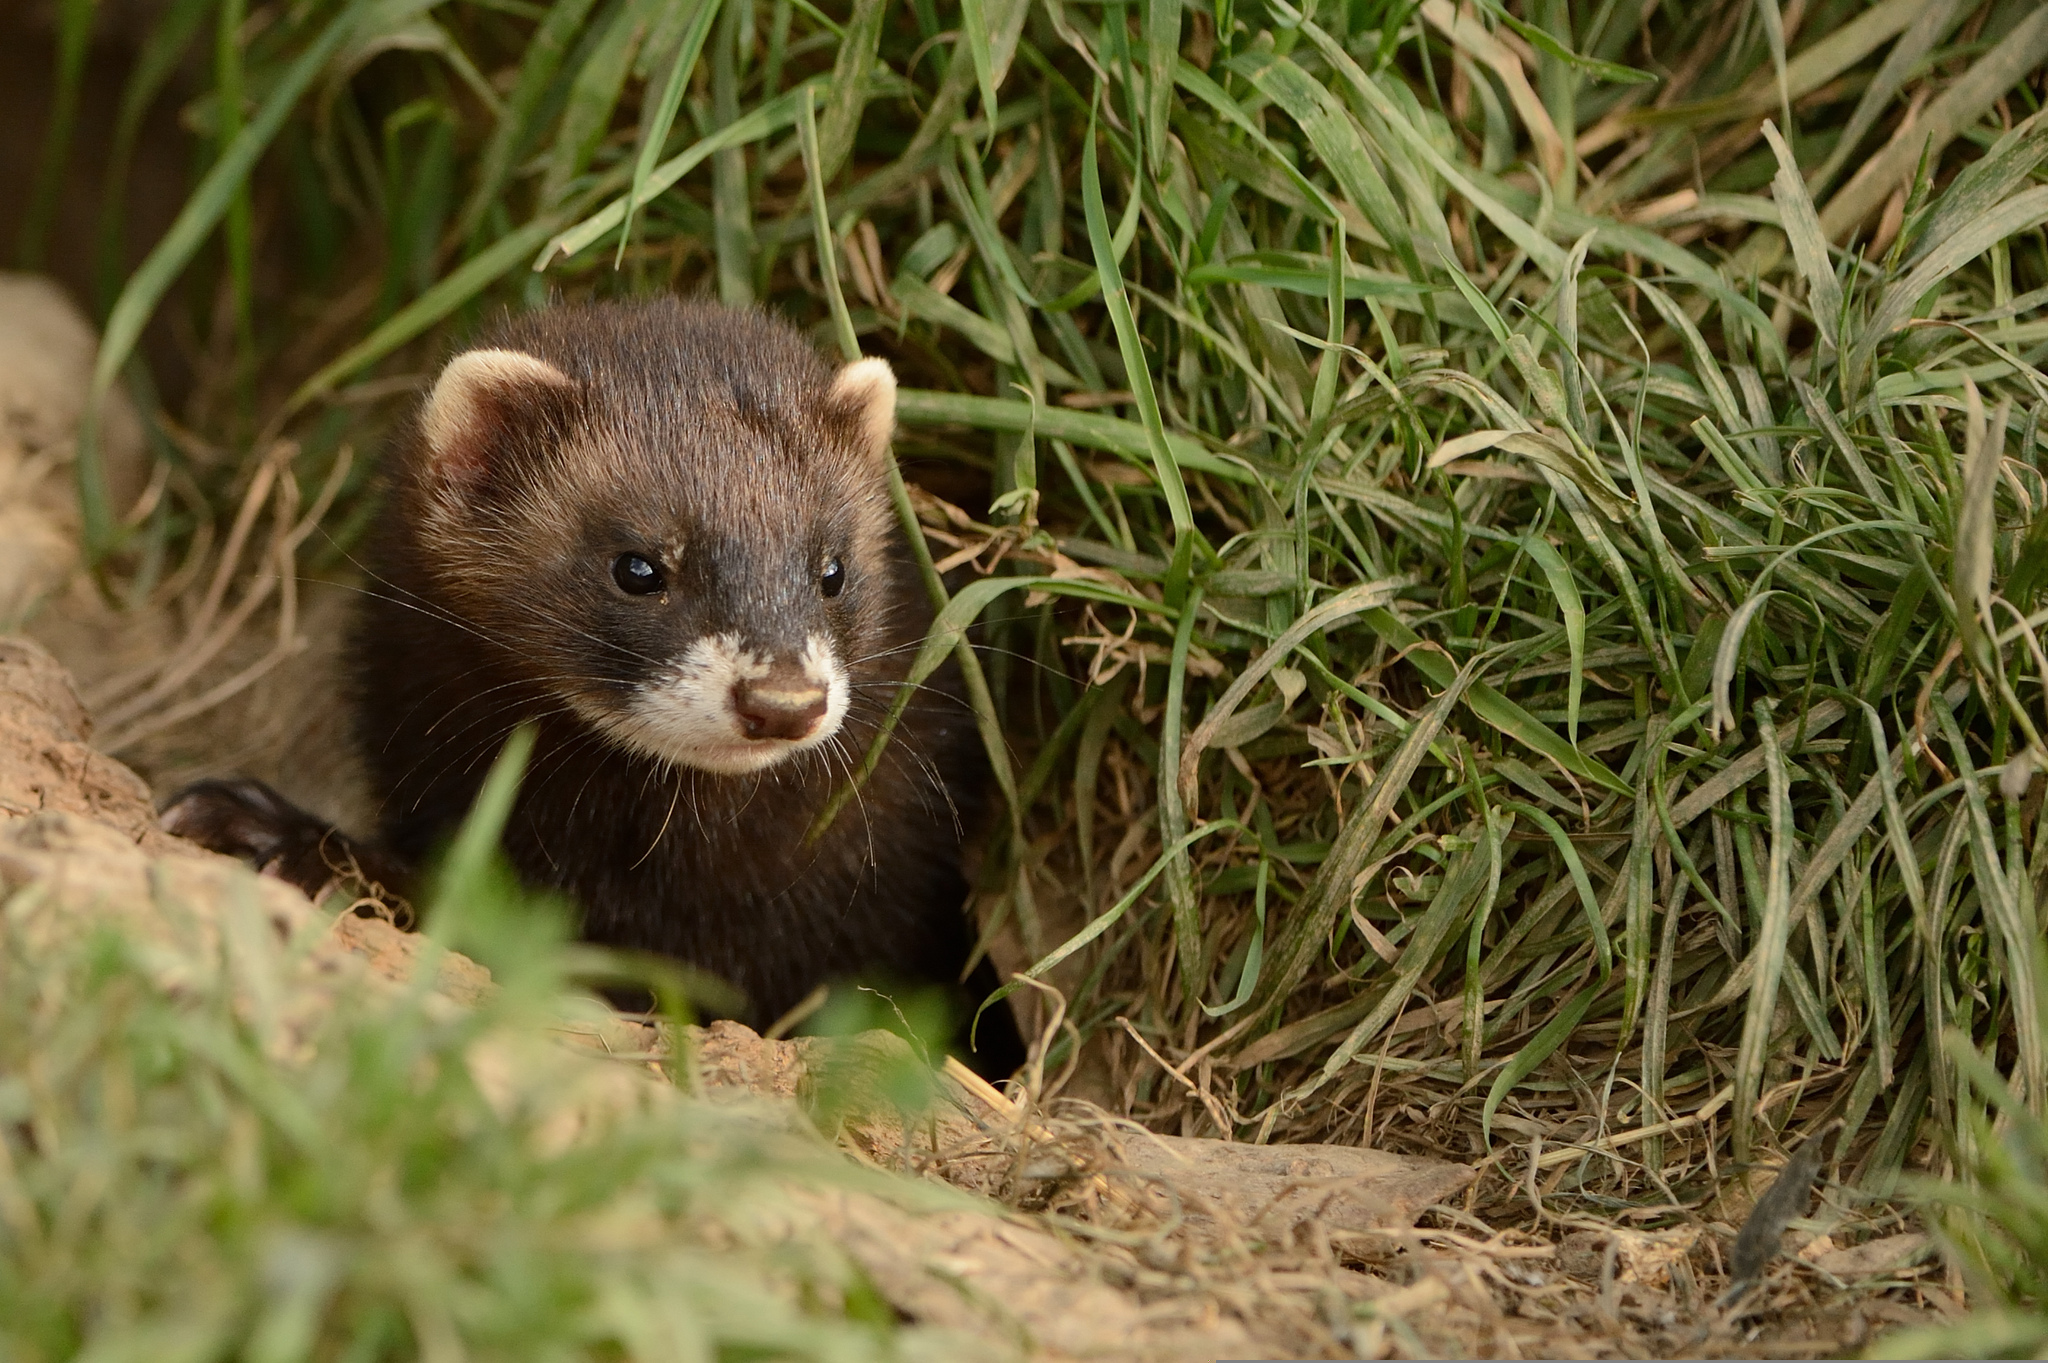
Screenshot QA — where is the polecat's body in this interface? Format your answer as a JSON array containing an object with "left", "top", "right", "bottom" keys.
[{"left": 171, "top": 300, "right": 1009, "bottom": 1060}]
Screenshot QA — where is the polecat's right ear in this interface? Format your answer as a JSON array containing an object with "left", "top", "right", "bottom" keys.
[
  {"left": 828, "top": 356, "right": 897, "bottom": 464},
  {"left": 420, "top": 348, "right": 580, "bottom": 486}
]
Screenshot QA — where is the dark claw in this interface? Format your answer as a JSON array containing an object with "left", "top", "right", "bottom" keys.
[
  {"left": 161, "top": 778, "right": 412, "bottom": 920},
  {"left": 161, "top": 778, "right": 329, "bottom": 884}
]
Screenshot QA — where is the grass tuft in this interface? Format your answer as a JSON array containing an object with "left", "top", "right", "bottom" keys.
[{"left": 0, "top": 735, "right": 901, "bottom": 1360}]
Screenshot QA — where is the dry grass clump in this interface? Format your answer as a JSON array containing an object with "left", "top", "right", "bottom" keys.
[{"left": 18, "top": 0, "right": 2048, "bottom": 1347}]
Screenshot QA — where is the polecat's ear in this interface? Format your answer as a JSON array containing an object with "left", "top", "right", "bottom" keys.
[
  {"left": 420, "top": 348, "right": 579, "bottom": 485},
  {"left": 829, "top": 356, "right": 897, "bottom": 463}
]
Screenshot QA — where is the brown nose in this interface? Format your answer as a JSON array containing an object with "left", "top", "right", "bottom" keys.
[{"left": 732, "top": 675, "right": 828, "bottom": 741}]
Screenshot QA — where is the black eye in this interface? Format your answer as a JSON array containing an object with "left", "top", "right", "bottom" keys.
[
  {"left": 612, "top": 553, "right": 665, "bottom": 596},
  {"left": 820, "top": 557, "right": 845, "bottom": 598}
]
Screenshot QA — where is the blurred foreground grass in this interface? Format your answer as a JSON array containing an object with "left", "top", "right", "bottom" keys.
[
  {"left": 0, "top": 734, "right": 910, "bottom": 1361},
  {"left": 20, "top": 0, "right": 2048, "bottom": 1327}
]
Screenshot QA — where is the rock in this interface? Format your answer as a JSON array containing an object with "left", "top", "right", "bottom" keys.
[
  {"left": 0, "top": 633, "right": 179, "bottom": 851},
  {"left": 1559, "top": 1226, "right": 1701, "bottom": 1288},
  {"left": 695, "top": 1016, "right": 815, "bottom": 1100},
  {"left": 1115, "top": 1132, "right": 1477, "bottom": 1236},
  {"left": 815, "top": 1190, "right": 1257, "bottom": 1362},
  {"left": 1808, "top": 1232, "right": 1931, "bottom": 1281},
  {"left": 327, "top": 908, "right": 496, "bottom": 1006}
]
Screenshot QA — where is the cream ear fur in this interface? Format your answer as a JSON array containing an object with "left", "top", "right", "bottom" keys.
[
  {"left": 830, "top": 356, "right": 897, "bottom": 461},
  {"left": 421, "top": 348, "right": 574, "bottom": 467}
]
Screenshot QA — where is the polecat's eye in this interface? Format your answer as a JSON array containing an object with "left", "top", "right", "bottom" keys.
[
  {"left": 612, "top": 553, "right": 665, "bottom": 596},
  {"left": 820, "top": 557, "right": 845, "bottom": 598}
]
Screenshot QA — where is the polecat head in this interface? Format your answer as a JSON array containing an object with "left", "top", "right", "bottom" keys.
[{"left": 400, "top": 300, "right": 903, "bottom": 776}]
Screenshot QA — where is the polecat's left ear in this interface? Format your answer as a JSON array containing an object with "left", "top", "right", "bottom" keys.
[{"left": 829, "top": 356, "right": 897, "bottom": 463}]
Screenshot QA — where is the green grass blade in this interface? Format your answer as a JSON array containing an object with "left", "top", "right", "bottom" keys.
[
  {"left": 1183, "top": 260, "right": 1427, "bottom": 299},
  {"left": 539, "top": 82, "right": 818, "bottom": 265},
  {"left": 433, "top": 726, "right": 537, "bottom": 935},
  {"left": 288, "top": 213, "right": 567, "bottom": 412},
  {"left": 1473, "top": 0, "right": 1657, "bottom": 85},
  {"left": 1762, "top": 120, "right": 1842, "bottom": 359},
  {"left": 1228, "top": 48, "right": 1425, "bottom": 282},
  {"left": 798, "top": 85, "right": 858, "bottom": 362},
  {"left": 1631, "top": 0, "right": 1916, "bottom": 130},
  {"left": 710, "top": 0, "right": 753, "bottom": 305},
  {"left": 1709, "top": 590, "right": 1776, "bottom": 739},
  {"left": 617, "top": 0, "right": 722, "bottom": 264},
  {"left": 813, "top": 0, "right": 889, "bottom": 180},
  {"left": 1158, "top": 585, "right": 1206, "bottom": 1005},
  {"left": 1519, "top": 533, "right": 1584, "bottom": 745},
  {"left": 1081, "top": 97, "right": 1196, "bottom": 599},
  {"left": 83, "top": 1, "right": 367, "bottom": 559},
  {"left": 959, "top": 0, "right": 998, "bottom": 151},
  {"left": 1300, "top": 21, "right": 1568, "bottom": 278},
  {"left": 1308, "top": 222, "right": 1345, "bottom": 435},
  {"left": 1820, "top": 6, "right": 2048, "bottom": 242},
  {"left": 1499, "top": 800, "right": 1611, "bottom": 977},
  {"left": 1179, "top": 578, "right": 1407, "bottom": 810},
  {"left": 1143, "top": 0, "right": 1182, "bottom": 171},
  {"left": 1361, "top": 609, "right": 1630, "bottom": 796},
  {"left": 1634, "top": 279, "right": 1746, "bottom": 436},
  {"left": 1482, "top": 984, "right": 1597, "bottom": 1144},
  {"left": 895, "top": 388, "right": 1244, "bottom": 481},
  {"left": 1731, "top": 698, "right": 1797, "bottom": 1161},
  {"left": 1952, "top": 380, "right": 2002, "bottom": 660},
  {"left": 1204, "top": 858, "right": 1270, "bottom": 1020},
  {"left": 1754, "top": 0, "right": 1792, "bottom": 131},
  {"left": 540, "top": 0, "right": 649, "bottom": 210},
  {"left": 1173, "top": 61, "right": 1341, "bottom": 226},
  {"left": 95, "top": 0, "right": 217, "bottom": 312},
  {"left": 1807, "top": 0, "right": 1962, "bottom": 196},
  {"left": 977, "top": 821, "right": 1244, "bottom": 1020},
  {"left": 1855, "top": 186, "right": 2048, "bottom": 392},
  {"left": 16, "top": 0, "right": 95, "bottom": 269},
  {"left": 1702, "top": 767, "right": 1890, "bottom": 1010},
  {"left": 1257, "top": 660, "right": 1484, "bottom": 1016},
  {"left": 938, "top": 156, "right": 1042, "bottom": 308},
  {"left": 1293, "top": 827, "right": 1500, "bottom": 1111},
  {"left": 1906, "top": 108, "right": 2048, "bottom": 270},
  {"left": 458, "top": 0, "right": 601, "bottom": 238},
  {"left": 1933, "top": 699, "right": 2046, "bottom": 1110}
]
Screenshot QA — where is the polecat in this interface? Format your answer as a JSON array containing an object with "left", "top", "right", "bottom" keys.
[{"left": 167, "top": 299, "right": 1019, "bottom": 1071}]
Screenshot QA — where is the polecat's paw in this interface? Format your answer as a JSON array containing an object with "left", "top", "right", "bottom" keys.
[{"left": 160, "top": 778, "right": 349, "bottom": 900}]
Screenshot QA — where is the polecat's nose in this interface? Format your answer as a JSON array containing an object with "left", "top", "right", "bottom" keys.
[{"left": 732, "top": 674, "right": 827, "bottom": 741}]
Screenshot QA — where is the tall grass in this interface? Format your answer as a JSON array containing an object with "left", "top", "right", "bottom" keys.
[{"left": 36, "top": 0, "right": 2048, "bottom": 1233}]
